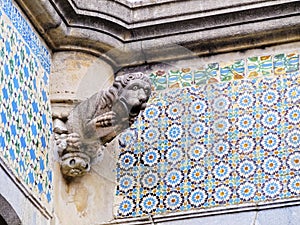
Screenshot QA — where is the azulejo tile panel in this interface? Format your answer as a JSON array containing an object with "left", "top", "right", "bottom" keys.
[
  {"left": 0, "top": 0, "right": 50, "bottom": 74},
  {"left": 0, "top": 1, "right": 52, "bottom": 206},
  {"left": 116, "top": 67, "right": 300, "bottom": 217}
]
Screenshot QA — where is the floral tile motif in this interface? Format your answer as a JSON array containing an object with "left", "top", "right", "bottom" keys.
[
  {"left": 166, "top": 68, "right": 194, "bottom": 89},
  {"left": 116, "top": 70, "right": 300, "bottom": 218},
  {"left": 274, "top": 53, "right": 300, "bottom": 75},
  {"left": 220, "top": 60, "right": 245, "bottom": 82},
  {"left": 150, "top": 70, "right": 167, "bottom": 91},
  {"left": 247, "top": 55, "right": 273, "bottom": 78},
  {"left": 0, "top": 1, "right": 52, "bottom": 207}
]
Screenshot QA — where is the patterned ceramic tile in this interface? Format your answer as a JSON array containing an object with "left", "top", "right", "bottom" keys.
[
  {"left": 220, "top": 59, "right": 245, "bottom": 81},
  {"left": 168, "top": 69, "right": 182, "bottom": 88},
  {"left": 286, "top": 53, "right": 299, "bottom": 73},
  {"left": 0, "top": 0, "right": 50, "bottom": 73},
  {"left": 149, "top": 70, "right": 167, "bottom": 90},
  {"left": 194, "top": 67, "right": 207, "bottom": 85},
  {"left": 148, "top": 53, "right": 298, "bottom": 91},
  {"left": 0, "top": 1, "right": 52, "bottom": 207},
  {"left": 167, "top": 68, "right": 194, "bottom": 89},
  {"left": 181, "top": 68, "right": 193, "bottom": 87},
  {"left": 116, "top": 69, "right": 300, "bottom": 218},
  {"left": 247, "top": 55, "right": 273, "bottom": 78}
]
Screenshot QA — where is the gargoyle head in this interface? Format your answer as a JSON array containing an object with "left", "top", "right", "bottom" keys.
[
  {"left": 112, "top": 72, "right": 152, "bottom": 119},
  {"left": 55, "top": 72, "right": 152, "bottom": 178}
]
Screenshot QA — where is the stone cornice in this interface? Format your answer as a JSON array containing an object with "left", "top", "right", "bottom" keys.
[{"left": 14, "top": 0, "right": 300, "bottom": 68}]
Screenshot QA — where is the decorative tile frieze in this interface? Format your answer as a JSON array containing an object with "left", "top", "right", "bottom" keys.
[{"left": 149, "top": 53, "right": 299, "bottom": 91}]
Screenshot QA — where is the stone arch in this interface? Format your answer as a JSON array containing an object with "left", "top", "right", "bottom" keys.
[
  {"left": 0, "top": 214, "right": 8, "bottom": 225},
  {"left": 0, "top": 194, "right": 21, "bottom": 225}
]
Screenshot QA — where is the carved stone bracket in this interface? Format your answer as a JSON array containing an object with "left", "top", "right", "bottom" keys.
[{"left": 53, "top": 72, "right": 152, "bottom": 178}]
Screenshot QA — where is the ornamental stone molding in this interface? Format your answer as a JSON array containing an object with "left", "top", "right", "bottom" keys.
[
  {"left": 53, "top": 72, "right": 152, "bottom": 178},
  {"left": 15, "top": 0, "right": 300, "bottom": 68}
]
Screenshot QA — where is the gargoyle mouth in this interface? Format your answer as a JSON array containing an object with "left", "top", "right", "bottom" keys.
[
  {"left": 119, "top": 97, "right": 146, "bottom": 117},
  {"left": 129, "top": 104, "right": 143, "bottom": 117}
]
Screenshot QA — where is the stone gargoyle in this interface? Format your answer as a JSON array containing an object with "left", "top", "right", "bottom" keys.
[{"left": 53, "top": 72, "right": 152, "bottom": 178}]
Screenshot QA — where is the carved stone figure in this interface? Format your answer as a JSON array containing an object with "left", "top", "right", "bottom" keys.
[{"left": 54, "top": 72, "right": 152, "bottom": 178}]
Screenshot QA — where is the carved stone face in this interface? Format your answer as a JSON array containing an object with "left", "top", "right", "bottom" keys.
[
  {"left": 60, "top": 152, "right": 90, "bottom": 177},
  {"left": 119, "top": 79, "right": 151, "bottom": 116}
]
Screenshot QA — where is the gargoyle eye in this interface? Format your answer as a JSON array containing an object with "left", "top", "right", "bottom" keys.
[
  {"left": 132, "top": 85, "right": 139, "bottom": 91},
  {"left": 144, "top": 88, "right": 150, "bottom": 95}
]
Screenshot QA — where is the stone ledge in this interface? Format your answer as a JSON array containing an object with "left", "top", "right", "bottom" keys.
[
  {"left": 14, "top": 0, "right": 300, "bottom": 68},
  {"left": 101, "top": 198, "right": 300, "bottom": 225}
]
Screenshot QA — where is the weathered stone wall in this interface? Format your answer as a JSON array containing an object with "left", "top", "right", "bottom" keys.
[
  {"left": 50, "top": 51, "right": 117, "bottom": 225},
  {"left": 50, "top": 51, "right": 114, "bottom": 118},
  {"left": 52, "top": 140, "right": 120, "bottom": 225}
]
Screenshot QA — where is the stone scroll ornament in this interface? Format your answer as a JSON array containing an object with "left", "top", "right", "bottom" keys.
[{"left": 53, "top": 72, "right": 152, "bottom": 178}]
